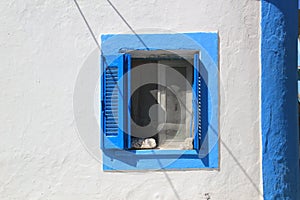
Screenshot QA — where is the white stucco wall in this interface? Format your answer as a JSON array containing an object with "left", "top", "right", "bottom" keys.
[{"left": 0, "top": 0, "right": 261, "bottom": 199}]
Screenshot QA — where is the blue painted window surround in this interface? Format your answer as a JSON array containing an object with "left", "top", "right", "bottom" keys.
[{"left": 100, "top": 33, "right": 219, "bottom": 171}]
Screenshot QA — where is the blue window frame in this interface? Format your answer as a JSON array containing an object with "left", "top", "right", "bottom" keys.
[{"left": 101, "top": 33, "right": 219, "bottom": 171}]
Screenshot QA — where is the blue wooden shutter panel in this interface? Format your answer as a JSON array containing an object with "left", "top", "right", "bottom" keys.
[
  {"left": 102, "top": 55, "right": 125, "bottom": 149},
  {"left": 193, "top": 53, "right": 201, "bottom": 149},
  {"left": 125, "top": 54, "right": 131, "bottom": 149}
]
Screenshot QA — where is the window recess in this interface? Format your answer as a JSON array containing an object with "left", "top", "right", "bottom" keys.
[{"left": 102, "top": 50, "right": 201, "bottom": 151}]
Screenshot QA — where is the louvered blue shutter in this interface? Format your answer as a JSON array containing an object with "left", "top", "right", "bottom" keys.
[
  {"left": 193, "top": 53, "right": 201, "bottom": 149},
  {"left": 102, "top": 55, "right": 125, "bottom": 149}
]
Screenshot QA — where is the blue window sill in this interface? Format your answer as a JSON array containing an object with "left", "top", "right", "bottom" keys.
[{"left": 103, "top": 147, "right": 219, "bottom": 171}]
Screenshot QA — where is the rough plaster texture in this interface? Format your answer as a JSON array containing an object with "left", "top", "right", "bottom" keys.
[
  {"left": 0, "top": 0, "right": 261, "bottom": 199},
  {"left": 261, "top": 1, "right": 300, "bottom": 199}
]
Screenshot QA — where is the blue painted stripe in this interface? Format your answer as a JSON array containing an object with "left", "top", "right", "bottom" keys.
[{"left": 261, "top": 1, "right": 300, "bottom": 199}]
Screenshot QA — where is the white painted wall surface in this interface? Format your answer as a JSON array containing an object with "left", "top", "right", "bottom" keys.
[{"left": 0, "top": 0, "right": 261, "bottom": 199}]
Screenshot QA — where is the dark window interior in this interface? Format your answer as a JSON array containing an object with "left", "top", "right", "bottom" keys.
[{"left": 129, "top": 56, "right": 195, "bottom": 150}]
